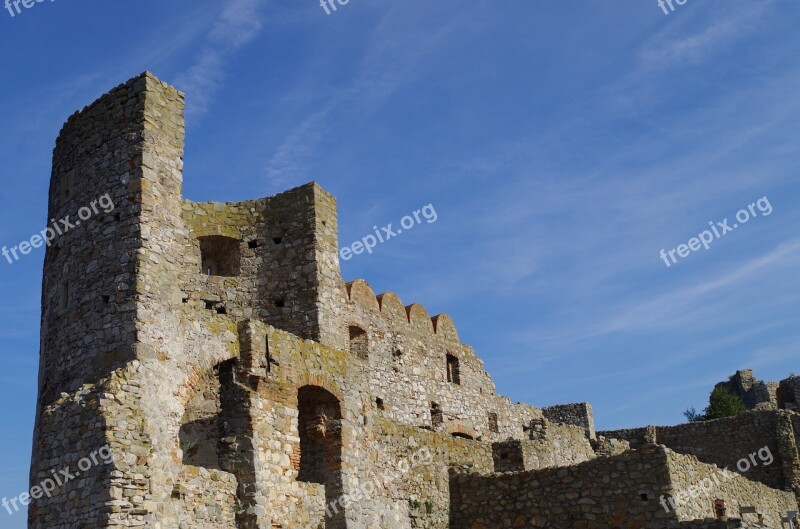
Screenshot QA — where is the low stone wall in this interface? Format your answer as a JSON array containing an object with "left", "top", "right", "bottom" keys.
[
  {"left": 542, "top": 402, "right": 595, "bottom": 439},
  {"left": 450, "top": 445, "right": 799, "bottom": 529},
  {"left": 666, "top": 450, "right": 797, "bottom": 528},
  {"left": 492, "top": 422, "right": 596, "bottom": 472},
  {"left": 599, "top": 410, "right": 798, "bottom": 491},
  {"left": 450, "top": 446, "right": 677, "bottom": 529}
]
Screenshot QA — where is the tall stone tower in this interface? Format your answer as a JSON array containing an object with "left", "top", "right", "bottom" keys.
[{"left": 30, "top": 73, "right": 347, "bottom": 528}]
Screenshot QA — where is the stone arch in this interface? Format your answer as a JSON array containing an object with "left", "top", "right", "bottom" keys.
[{"left": 178, "top": 364, "right": 223, "bottom": 469}]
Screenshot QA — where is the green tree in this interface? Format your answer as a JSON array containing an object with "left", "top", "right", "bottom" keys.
[
  {"left": 683, "top": 386, "right": 745, "bottom": 422},
  {"left": 703, "top": 386, "right": 745, "bottom": 420}
]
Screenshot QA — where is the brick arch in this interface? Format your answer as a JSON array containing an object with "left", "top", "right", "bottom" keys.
[
  {"left": 448, "top": 423, "right": 478, "bottom": 440},
  {"left": 295, "top": 374, "right": 345, "bottom": 404},
  {"left": 176, "top": 356, "right": 236, "bottom": 407}
]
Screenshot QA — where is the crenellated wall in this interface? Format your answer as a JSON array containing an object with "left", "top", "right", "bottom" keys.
[{"left": 341, "top": 278, "right": 564, "bottom": 442}]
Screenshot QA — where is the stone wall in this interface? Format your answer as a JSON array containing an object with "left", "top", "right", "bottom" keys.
[
  {"left": 665, "top": 450, "right": 797, "bottom": 527},
  {"left": 342, "top": 279, "right": 554, "bottom": 443},
  {"left": 450, "top": 446, "right": 799, "bottom": 529},
  {"left": 180, "top": 183, "right": 347, "bottom": 347},
  {"left": 779, "top": 376, "right": 800, "bottom": 410},
  {"left": 491, "top": 422, "right": 596, "bottom": 473},
  {"left": 450, "top": 446, "right": 678, "bottom": 529},
  {"left": 542, "top": 402, "right": 595, "bottom": 439},
  {"left": 599, "top": 410, "right": 799, "bottom": 493}
]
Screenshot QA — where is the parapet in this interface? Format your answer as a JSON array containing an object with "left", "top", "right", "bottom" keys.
[{"left": 345, "top": 279, "right": 461, "bottom": 343}]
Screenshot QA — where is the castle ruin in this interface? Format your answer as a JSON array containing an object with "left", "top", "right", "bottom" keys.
[{"left": 29, "top": 73, "right": 800, "bottom": 529}]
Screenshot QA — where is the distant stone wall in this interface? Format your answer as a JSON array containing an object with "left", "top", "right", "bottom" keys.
[
  {"left": 599, "top": 410, "right": 799, "bottom": 493},
  {"left": 450, "top": 446, "right": 799, "bottom": 529},
  {"left": 491, "top": 422, "right": 596, "bottom": 473},
  {"left": 542, "top": 402, "right": 595, "bottom": 439},
  {"left": 714, "top": 369, "right": 777, "bottom": 410},
  {"left": 450, "top": 446, "right": 677, "bottom": 529},
  {"left": 779, "top": 376, "right": 800, "bottom": 410},
  {"left": 666, "top": 450, "right": 797, "bottom": 528}
]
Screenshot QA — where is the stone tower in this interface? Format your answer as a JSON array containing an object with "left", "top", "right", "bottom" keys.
[{"left": 30, "top": 73, "right": 348, "bottom": 528}]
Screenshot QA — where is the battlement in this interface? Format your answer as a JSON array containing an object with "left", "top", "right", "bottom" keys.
[{"left": 345, "top": 279, "right": 460, "bottom": 342}]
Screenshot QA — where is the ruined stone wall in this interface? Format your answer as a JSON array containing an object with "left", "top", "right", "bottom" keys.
[
  {"left": 341, "top": 279, "right": 571, "bottom": 443},
  {"left": 450, "top": 446, "right": 799, "bottom": 529},
  {"left": 665, "top": 450, "right": 797, "bottom": 528},
  {"left": 31, "top": 72, "right": 187, "bottom": 528},
  {"left": 491, "top": 422, "right": 596, "bottom": 473},
  {"left": 714, "top": 370, "right": 777, "bottom": 410},
  {"left": 779, "top": 376, "right": 800, "bottom": 410},
  {"left": 542, "top": 402, "right": 595, "bottom": 439},
  {"left": 450, "top": 446, "right": 679, "bottom": 529},
  {"left": 599, "top": 410, "right": 799, "bottom": 492},
  {"left": 179, "top": 184, "right": 347, "bottom": 347}
]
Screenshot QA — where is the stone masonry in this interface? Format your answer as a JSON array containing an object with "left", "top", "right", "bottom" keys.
[{"left": 29, "top": 73, "right": 800, "bottom": 529}]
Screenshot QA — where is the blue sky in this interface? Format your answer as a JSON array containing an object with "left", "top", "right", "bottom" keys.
[{"left": 1, "top": 0, "right": 799, "bottom": 523}]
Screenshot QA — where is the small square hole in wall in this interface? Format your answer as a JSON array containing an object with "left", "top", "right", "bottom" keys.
[
  {"left": 101, "top": 295, "right": 111, "bottom": 303},
  {"left": 216, "top": 306, "right": 227, "bottom": 315},
  {"left": 639, "top": 493, "right": 648, "bottom": 501},
  {"left": 248, "top": 240, "right": 259, "bottom": 249},
  {"left": 376, "top": 398, "right": 385, "bottom": 410},
  {"left": 274, "top": 299, "right": 285, "bottom": 308},
  {"left": 272, "top": 237, "right": 283, "bottom": 245},
  {"left": 203, "top": 300, "right": 215, "bottom": 310}
]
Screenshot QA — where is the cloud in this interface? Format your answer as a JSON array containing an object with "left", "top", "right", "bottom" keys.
[
  {"left": 639, "top": 0, "right": 774, "bottom": 70},
  {"left": 262, "top": 8, "right": 467, "bottom": 191},
  {"left": 174, "top": 0, "right": 264, "bottom": 118}
]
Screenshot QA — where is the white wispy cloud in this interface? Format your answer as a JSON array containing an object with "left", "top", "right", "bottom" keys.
[
  {"left": 175, "top": 0, "right": 265, "bottom": 117},
  {"left": 263, "top": 8, "right": 467, "bottom": 191},
  {"left": 638, "top": 0, "right": 774, "bottom": 70}
]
